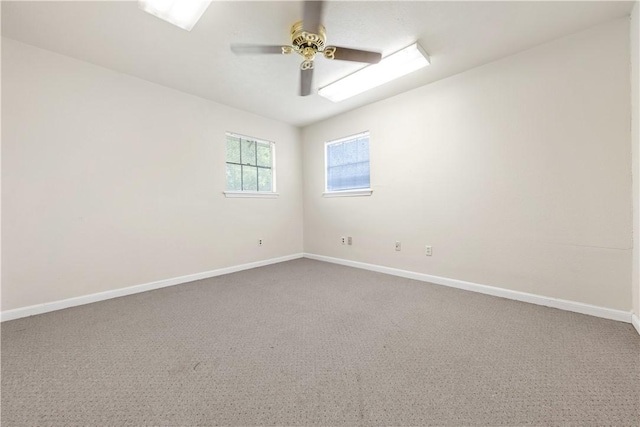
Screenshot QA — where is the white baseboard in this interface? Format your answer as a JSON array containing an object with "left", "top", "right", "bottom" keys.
[
  {"left": 632, "top": 314, "right": 640, "bottom": 335},
  {"left": 1, "top": 253, "right": 304, "bottom": 322},
  {"left": 4, "top": 252, "right": 634, "bottom": 328},
  {"left": 304, "top": 253, "right": 632, "bottom": 324}
]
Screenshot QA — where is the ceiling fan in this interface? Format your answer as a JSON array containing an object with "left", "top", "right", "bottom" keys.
[{"left": 230, "top": 1, "right": 382, "bottom": 97}]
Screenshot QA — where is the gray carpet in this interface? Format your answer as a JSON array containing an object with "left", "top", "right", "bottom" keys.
[{"left": 2, "top": 258, "right": 639, "bottom": 426}]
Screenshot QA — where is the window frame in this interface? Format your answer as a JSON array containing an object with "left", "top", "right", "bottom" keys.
[
  {"left": 323, "top": 131, "right": 373, "bottom": 197},
  {"left": 223, "top": 132, "right": 278, "bottom": 198}
]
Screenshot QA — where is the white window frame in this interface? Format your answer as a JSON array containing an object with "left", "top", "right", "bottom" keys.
[
  {"left": 323, "top": 131, "right": 373, "bottom": 197},
  {"left": 223, "top": 132, "right": 278, "bottom": 198}
]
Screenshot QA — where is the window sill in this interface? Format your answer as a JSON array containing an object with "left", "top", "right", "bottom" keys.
[
  {"left": 322, "top": 189, "right": 373, "bottom": 198},
  {"left": 223, "top": 191, "right": 279, "bottom": 199}
]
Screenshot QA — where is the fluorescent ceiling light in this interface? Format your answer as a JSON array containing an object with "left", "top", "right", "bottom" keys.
[
  {"left": 139, "top": 0, "right": 211, "bottom": 31},
  {"left": 319, "top": 42, "right": 430, "bottom": 103}
]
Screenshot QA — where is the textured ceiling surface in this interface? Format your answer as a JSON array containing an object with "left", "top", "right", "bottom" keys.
[{"left": 1, "top": 1, "right": 635, "bottom": 126}]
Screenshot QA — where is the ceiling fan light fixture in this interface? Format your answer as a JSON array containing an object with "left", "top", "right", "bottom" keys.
[
  {"left": 318, "top": 42, "right": 430, "bottom": 102},
  {"left": 139, "top": 0, "right": 211, "bottom": 31}
]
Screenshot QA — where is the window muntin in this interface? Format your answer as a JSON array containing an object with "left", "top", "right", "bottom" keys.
[
  {"left": 325, "top": 132, "right": 370, "bottom": 192},
  {"left": 226, "top": 133, "right": 275, "bottom": 192}
]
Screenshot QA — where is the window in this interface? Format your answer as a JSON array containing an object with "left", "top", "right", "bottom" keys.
[
  {"left": 224, "top": 132, "right": 277, "bottom": 198},
  {"left": 324, "top": 131, "right": 372, "bottom": 197}
]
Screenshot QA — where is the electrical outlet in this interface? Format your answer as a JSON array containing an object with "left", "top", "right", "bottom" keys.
[
  {"left": 258, "top": 239, "right": 263, "bottom": 246},
  {"left": 347, "top": 237, "right": 353, "bottom": 245},
  {"left": 425, "top": 245, "right": 432, "bottom": 256},
  {"left": 341, "top": 236, "right": 346, "bottom": 245},
  {"left": 395, "top": 241, "right": 401, "bottom": 251}
]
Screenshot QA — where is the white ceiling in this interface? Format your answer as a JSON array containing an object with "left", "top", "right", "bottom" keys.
[{"left": 2, "top": 1, "right": 635, "bottom": 127}]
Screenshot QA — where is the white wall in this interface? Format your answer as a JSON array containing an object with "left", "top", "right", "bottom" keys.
[
  {"left": 3, "top": 15, "right": 636, "bottom": 317},
  {"left": 1, "top": 38, "right": 303, "bottom": 311},
  {"left": 632, "top": 2, "right": 640, "bottom": 319},
  {"left": 303, "top": 18, "right": 632, "bottom": 311}
]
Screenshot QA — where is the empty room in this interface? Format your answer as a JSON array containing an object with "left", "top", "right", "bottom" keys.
[{"left": 1, "top": 0, "right": 639, "bottom": 425}]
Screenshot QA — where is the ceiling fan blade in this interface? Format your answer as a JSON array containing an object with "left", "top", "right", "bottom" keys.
[
  {"left": 231, "top": 44, "right": 288, "bottom": 55},
  {"left": 300, "top": 67, "right": 313, "bottom": 96},
  {"left": 302, "top": 0, "right": 324, "bottom": 34},
  {"left": 325, "top": 46, "right": 382, "bottom": 64}
]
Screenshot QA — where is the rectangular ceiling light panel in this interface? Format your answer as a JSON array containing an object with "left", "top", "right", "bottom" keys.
[
  {"left": 139, "top": 0, "right": 212, "bottom": 31},
  {"left": 319, "top": 42, "right": 430, "bottom": 102}
]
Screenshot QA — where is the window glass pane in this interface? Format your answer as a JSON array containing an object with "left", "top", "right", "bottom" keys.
[
  {"left": 326, "top": 133, "right": 370, "bottom": 191},
  {"left": 347, "top": 164, "right": 358, "bottom": 188},
  {"left": 226, "top": 136, "right": 241, "bottom": 163},
  {"left": 257, "top": 142, "right": 272, "bottom": 167},
  {"left": 242, "top": 165, "right": 258, "bottom": 191},
  {"left": 226, "top": 163, "right": 242, "bottom": 191},
  {"left": 327, "top": 165, "right": 342, "bottom": 191},
  {"left": 327, "top": 142, "right": 344, "bottom": 167},
  {"left": 356, "top": 138, "right": 369, "bottom": 162},
  {"left": 258, "top": 168, "right": 272, "bottom": 192},
  {"left": 241, "top": 139, "right": 257, "bottom": 166},
  {"left": 327, "top": 165, "right": 343, "bottom": 191},
  {"left": 345, "top": 142, "right": 357, "bottom": 165},
  {"left": 225, "top": 133, "right": 274, "bottom": 193},
  {"left": 357, "top": 160, "right": 370, "bottom": 188}
]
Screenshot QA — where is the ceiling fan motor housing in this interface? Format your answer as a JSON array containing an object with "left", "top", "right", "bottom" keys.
[{"left": 289, "top": 21, "right": 326, "bottom": 61}]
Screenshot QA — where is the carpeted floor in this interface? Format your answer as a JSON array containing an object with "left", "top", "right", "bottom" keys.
[{"left": 2, "top": 258, "right": 639, "bottom": 426}]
